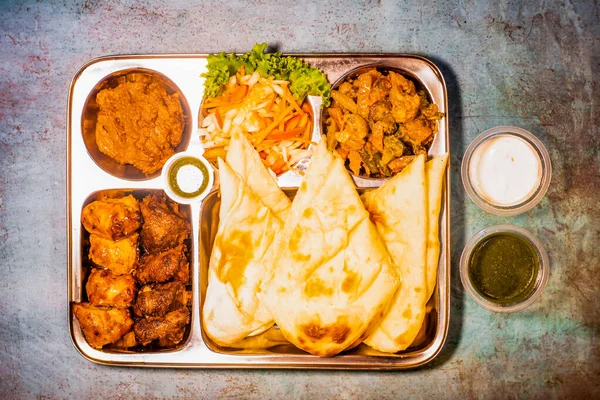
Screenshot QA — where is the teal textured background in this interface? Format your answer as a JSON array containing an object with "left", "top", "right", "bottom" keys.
[{"left": 0, "top": 0, "right": 598, "bottom": 398}]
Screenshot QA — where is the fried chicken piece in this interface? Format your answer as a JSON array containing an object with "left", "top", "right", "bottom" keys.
[
  {"left": 330, "top": 90, "right": 357, "bottom": 114},
  {"left": 133, "top": 308, "right": 190, "bottom": 346},
  {"left": 86, "top": 269, "right": 137, "bottom": 308},
  {"left": 334, "top": 114, "right": 368, "bottom": 156},
  {"left": 133, "top": 281, "right": 190, "bottom": 317},
  {"left": 89, "top": 233, "right": 139, "bottom": 275},
  {"left": 369, "top": 76, "right": 392, "bottom": 104},
  {"left": 399, "top": 117, "right": 433, "bottom": 145},
  {"left": 72, "top": 303, "right": 133, "bottom": 349},
  {"left": 135, "top": 244, "right": 189, "bottom": 285},
  {"left": 383, "top": 135, "right": 406, "bottom": 157},
  {"left": 327, "top": 107, "right": 345, "bottom": 132},
  {"left": 389, "top": 86, "right": 421, "bottom": 124},
  {"left": 157, "top": 327, "right": 186, "bottom": 347},
  {"left": 337, "top": 81, "right": 356, "bottom": 98},
  {"left": 140, "top": 194, "right": 190, "bottom": 254},
  {"left": 81, "top": 195, "right": 141, "bottom": 241},
  {"left": 388, "top": 155, "right": 416, "bottom": 173},
  {"left": 368, "top": 125, "right": 385, "bottom": 154},
  {"left": 347, "top": 150, "right": 362, "bottom": 176},
  {"left": 388, "top": 71, "right": 417, "bottom": 94},
  {"left": 355, "top": 71, "right": 376, "bottom": 119},
  {"left": 110, "top": 331, "right": 138, "bottom": 349}
]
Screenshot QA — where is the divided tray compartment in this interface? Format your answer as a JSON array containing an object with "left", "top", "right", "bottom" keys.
[
  {"left": 199, "top": 189, "right": 441, "bottom": 359},
  {"left": 70, "top": 188, "right": 195, "bottom": 357},
  {"left": 68, "top": 54, "right": 450, "bottom": 369}
]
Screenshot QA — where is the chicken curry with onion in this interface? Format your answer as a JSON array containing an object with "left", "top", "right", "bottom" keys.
[{"left": 324, "top": 68, "right": 444, "bottom": 178}]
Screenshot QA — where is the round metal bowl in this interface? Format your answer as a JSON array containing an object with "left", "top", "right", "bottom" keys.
[
  {"left": 321, "top": 63, "right": 437, "bottom": 187},
  {"left": 81, "top": 68, "right": 192, "bottom": 181}
]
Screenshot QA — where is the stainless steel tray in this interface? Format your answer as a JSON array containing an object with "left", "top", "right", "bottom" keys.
[{"left": 67, "top": 54, "right": 450, "bottom": 369}]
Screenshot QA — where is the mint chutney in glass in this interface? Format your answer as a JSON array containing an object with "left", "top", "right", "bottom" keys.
[{"left": 468, "top": 232, "right": 540, "bottom": 305}]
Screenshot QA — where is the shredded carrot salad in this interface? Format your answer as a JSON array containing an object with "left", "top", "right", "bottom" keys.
[{"left": 199, "top": 68, "right": 315, "bottom": 175}]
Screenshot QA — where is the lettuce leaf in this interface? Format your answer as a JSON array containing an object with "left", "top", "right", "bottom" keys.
[{"left": 201, "top": 43, "right": 331, "bottom": 106}]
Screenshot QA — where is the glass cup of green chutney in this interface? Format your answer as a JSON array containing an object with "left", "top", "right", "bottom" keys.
[{"left": 460, "top": 224, "right": 549, "bottom": 312}]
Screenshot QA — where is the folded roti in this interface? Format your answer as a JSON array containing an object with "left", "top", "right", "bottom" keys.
[
  {"left": 425, "top": 154, "right": 449, "bottom": 300},
  {"left": 261, "top": 140, "right": 400, "bottom": 357},
  {"left": 202, "top": 159, "right": 284, "bottom": 345},
  {"left": 363, "top": 154, "right": 427, "bottom": 353}
]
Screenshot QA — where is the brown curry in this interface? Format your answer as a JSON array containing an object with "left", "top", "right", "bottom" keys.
[{"left": 95, "top": 73, "right": 184, "bottom": 175}]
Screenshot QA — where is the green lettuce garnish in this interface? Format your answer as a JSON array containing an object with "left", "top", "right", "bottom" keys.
[{"left": 201, "top": 43, "right": 331, "bottom": 107}]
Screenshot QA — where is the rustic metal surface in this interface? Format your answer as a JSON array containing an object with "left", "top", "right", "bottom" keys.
[
  {"left": 1, "top": 0, "right": 599, "bottom": 398},
  {"left": 67, "top": 55, "right": 450, "bottom": 369}
]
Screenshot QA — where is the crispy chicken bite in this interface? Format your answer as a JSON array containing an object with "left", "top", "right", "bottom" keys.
[
  {"left": 134, "top": 308, "right": 190, "bottom": 346},
  {"left": 157, "top": 327, "right": 186, "bottom": 347},
  {"left": 140, "top": 194, "right": 190, "bottom": 254},
  {"left": 72, "top": 303, "right": 133, "bottom": 349},
  {"left": 389, "top": 86, "right": 421, "bottom": 124},
  {"left": 135, "top": 244, "right": 189, "bottom": 285},
  {"left": 133, "top": 281, "right": 189, "bottom": 317},
  {"left": 109, "top": 331, "right": 138, "bottom": 349},
  {"left": 81, "top": 195, "right": 141, "bottom": 241},
  {"left": 89, "top": 233, "right": 139, "bottom": 275},
  {"left": 399, "top": 117, "right": 433, "bottom": 145},
  {"left": 86, "top": 269, "right": 137, "bottom": 308}
]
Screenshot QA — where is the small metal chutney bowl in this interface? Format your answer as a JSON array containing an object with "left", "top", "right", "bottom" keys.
[
  {"left": 81, "top": 68, "right": 193, "bottom": 181},
  {"left": 161, "top": 149, "right": 214, "bottom": 205}
]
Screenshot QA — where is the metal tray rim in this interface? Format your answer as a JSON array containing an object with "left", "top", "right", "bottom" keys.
[{"left": 67, "top": 53, "right": 450, "bottom": 369}]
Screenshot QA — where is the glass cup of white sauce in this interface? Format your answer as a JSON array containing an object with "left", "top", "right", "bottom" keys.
[{"left": 462, "top": 126, "right": 552, "bottom": 216}]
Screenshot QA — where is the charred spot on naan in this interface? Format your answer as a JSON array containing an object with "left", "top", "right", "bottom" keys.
[
  {"left": 216, "top": 229, "right": 254, "bottom": 291},
  {"left": 289, "top": 226, "right": 311, "bottom": 261},
  {"left": 300, "top": 317, "right": 352, "bottom": 350},
  {"left": 366, "top": 206, "right": 385, "bottom": 225},
  {"left": 303, "top": 207, "right": 315, "bottom": 218},
  {"left": 341, "top": 272, "right": 358, "bottom": 293},
  {"left": 341, "top": 263, "right": 360, "bottom": 294},
  {"left": 304, "top": 277, "right": 334, "bottom": 298},
  {"left": 297, "top": 180, "right": 308, "bottom": 196}
]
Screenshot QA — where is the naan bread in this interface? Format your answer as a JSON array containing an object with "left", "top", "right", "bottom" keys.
[
  {"left": 425, "top": 154, "right": 449, "bottom": 300},
  {"left": 227, "top": 326, "right": 290, "bottom": 350},
  {"left": 363, "top": 154, "right": 427, "bottom": 353},
  {"left": 226, "top": 131, "right": 290, "bottom": 220},
  {"left": 261, "top": 140, "right": 400, "bottom": 357},
  {"left": 202, "top": 159, "right": 283, "bottom": 345}
]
